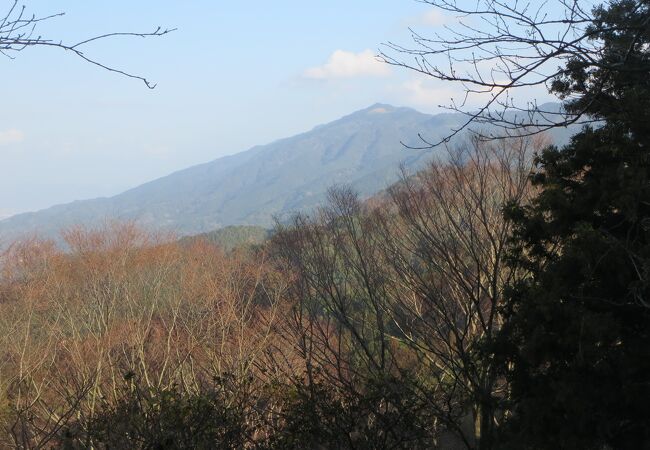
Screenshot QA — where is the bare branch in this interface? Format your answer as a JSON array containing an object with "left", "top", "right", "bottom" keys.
[
  {"left": 0, "top": 1, "right": 174, "bottom": 88},
  {"left": 380, "top": 0, "right": 641, "bottom": 145}
]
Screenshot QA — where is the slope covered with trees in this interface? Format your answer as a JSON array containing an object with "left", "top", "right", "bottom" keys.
[
  {"left": 180, "top": 225, "right": 270, "bottom": 252},
  {"left": 0, "top": 135, "right": 540, "bottom": 448},
  {"left": 0, "top": 104, "right": 573, "bottom": 245},
  {"left": 1, "top": 0, "right": 649, "bottom": 448}
]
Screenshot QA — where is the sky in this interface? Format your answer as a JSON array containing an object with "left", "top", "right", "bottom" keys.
[{"left": 0, "top": 0, "right": 553, "bottom": 217}]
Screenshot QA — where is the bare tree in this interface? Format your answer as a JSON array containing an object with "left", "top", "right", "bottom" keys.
[
  {"left": 1, "top": 1, "right": 173, "bottom": 87},
  {"left": 272, "top": 134, "right": 545, "bottom": 449},
  {"left": 379, "top": 0, "right": 635, "bottom": 146},
  {"left": 0, "top": 224, "right": 286, "bottom": 448},
  {"left": 377, "top": 135, "right": 542, "bottom": 449},
  {"left": 271, "top": 193, "right": 441, "bottom": 448}
]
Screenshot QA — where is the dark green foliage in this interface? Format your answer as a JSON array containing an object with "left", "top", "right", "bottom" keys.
[{"left": 494, "top": 1, "right": 650, "bottom": 448}]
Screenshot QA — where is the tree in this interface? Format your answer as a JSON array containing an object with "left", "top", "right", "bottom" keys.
[
  {"left": 491, "top": 1, "right": 650, "bottom": 448},
  {"left": 381, "top": 0, "right": 644, "bottom": 145},
  {"left": 0, "top": 224, "right": 285, "bottom": 447},
  {"left": 383, "top": 0, "right": 650, "bottom": 447},
  {"left": 271, "top": 135, "right": 541, "bottom": 449},
  {"left": 1, "top": 1, "right": 173, "bottom": 87},
  {"left": 272, "top": 190, "right": 439, "bottom": 449},
  {"left": 380, "top": 136, "right": 538, "bottom": 449}
]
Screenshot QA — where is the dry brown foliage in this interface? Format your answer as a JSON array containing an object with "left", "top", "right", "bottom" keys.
[
  {"left": 0, "top": 136, "right": 546, "bottom": 449},
  {"left": 0, "top": 223, "right": 287, "bottom": 448}
]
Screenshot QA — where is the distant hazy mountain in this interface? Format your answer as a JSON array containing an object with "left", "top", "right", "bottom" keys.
[{"left": 0, "top": 103, "right": 575, "bottom": 242}]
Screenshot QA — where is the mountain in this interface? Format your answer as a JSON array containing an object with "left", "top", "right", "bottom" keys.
[{"left": 0, "top": 103, "right": 574, "bottom": 242}]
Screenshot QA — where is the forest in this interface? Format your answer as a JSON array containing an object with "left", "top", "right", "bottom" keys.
[{"left": 1, "top": 0, "right": 650, "bottom": 448}]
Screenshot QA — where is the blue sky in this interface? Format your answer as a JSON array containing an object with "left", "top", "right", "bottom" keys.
[{"left": 1, "top": 0, "right": 549, "bottom": 216}]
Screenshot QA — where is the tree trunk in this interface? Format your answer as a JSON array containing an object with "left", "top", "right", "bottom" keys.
[{"left": 473, "top": 399, "right": 494, "bottom": 450}]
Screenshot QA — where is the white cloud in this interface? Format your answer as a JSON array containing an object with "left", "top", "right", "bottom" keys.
[
  {"left": 401, "top": 74, "right": 556, "bottom": 110},
  {"left": 402, "top": 9, "right": 457, "bottom": 28},
  {"left": 0, "top": 129, "right": 24, "bottom": 146},
  {"left": 401, "top": 78, "right": 461, "bottom": 108},
  {"left": 304, "top": 50, "right": 391, "bottom": 80},
  {"left": 418, "top": 10, "right": 452, "bottom": 26}
]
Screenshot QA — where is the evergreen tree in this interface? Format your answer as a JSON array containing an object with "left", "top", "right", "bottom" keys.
[{"left": 495, "top": 1, "right": 650, "bottom": 448}]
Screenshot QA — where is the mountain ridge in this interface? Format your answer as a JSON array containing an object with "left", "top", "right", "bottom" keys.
[{"left": 0, "top": 103, "right": 574, "bottom": 242}]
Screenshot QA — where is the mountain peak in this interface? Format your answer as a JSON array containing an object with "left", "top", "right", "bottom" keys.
[
  {"left": 0, "top": 101, "right": 574, "bottom": 243},
  {"left": 342, "top": 103, "right": 418, "bottom": 120},
  {"left": 366, "top": 103, "right": 397, "bottom": 114}
]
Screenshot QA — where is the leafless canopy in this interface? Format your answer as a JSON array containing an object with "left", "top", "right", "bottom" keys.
[
  {"left": 0, "top": 1, "right": 174, "bottom": 88},
  {"left": 380, "top": 0, "right": 613, "bottom": 146}
]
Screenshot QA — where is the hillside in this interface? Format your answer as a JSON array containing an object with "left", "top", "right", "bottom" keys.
[
  {"left": 180, "top": 225, "right": 270, "bottom": 251},
  {"left": 0, "top": 103, "right": 573, "bottom": 242}
]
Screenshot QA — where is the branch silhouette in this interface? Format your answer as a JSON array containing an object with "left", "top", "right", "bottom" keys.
[
  {"left": 379, "top": 0, "right": 622, "bottom": 146},
  {"left": 0, "top": 1, "right": 174, "bottom": 88}
]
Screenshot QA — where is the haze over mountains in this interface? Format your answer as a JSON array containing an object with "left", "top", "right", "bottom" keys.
[{"left": 0, "top": 103, "right": 573, "bottom": 242}]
